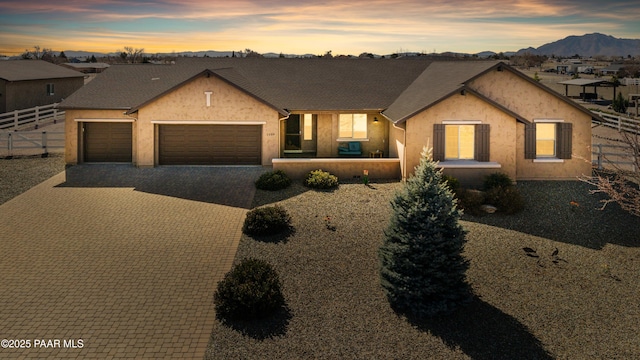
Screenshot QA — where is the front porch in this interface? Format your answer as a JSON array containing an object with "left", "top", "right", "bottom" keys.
[
  {"left": 272, "top": 157, "right": 401, "bottom": 180},
  {"left": 276, "top": 112, "right": 401, "bottom": 179}
]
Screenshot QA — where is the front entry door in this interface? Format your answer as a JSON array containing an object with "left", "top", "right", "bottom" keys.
[
  {"left": 284, "top": 114, "right": 317, "bottom": 155},
  {"left": 284, "top": 115, "right": 302, "bottom": 152}
]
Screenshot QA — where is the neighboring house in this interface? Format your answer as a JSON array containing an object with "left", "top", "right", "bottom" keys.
[
  {"left": 599, "top": 64, "right": 625, "bottom": 76},
  {"left": 60, "top": 62, "right": 110, "bottom": 74},
  {"left": 0, "top": 60, "right": 85, "bottom": 113},
  {"left": 60, "top": 58, "right": 597, "bottom": 185}
]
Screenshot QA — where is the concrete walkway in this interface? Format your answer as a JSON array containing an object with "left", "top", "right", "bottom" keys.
[{"left": 0, "top": 165, "right": 263, "bottom": 359}]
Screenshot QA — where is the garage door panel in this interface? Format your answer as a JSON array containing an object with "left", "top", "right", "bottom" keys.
[
  {"left": 159, "top": 124, "right": 261, "bottom": 165},
  {"left": 84, "top": 122, "right": 132, "bottom": 162}
]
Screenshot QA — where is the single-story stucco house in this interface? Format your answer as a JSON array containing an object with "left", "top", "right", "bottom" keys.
[{"left": 59, "top": 58, "right": 598, "bottom": 185}]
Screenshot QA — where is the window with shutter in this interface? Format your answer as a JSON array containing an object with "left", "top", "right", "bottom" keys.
[
  {"left": 475, "top": 124, "right": 490, "bottom": 162},
  {"left": 433, "top": 124, "right": 445, "bottom": 161},
  {"left": 526, "top": 121, "right": 572, "bottom": 160},
  {"left": 557, "top": 123, "right": 573, "bottom": 159},
  {"left": 434, "top": 123, "right": 489, "bottom": 162}
]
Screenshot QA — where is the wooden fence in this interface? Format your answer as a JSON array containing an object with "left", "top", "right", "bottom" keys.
[
  {"left": 592, "top": 111, "right": 640, "bottom": 135},
  {"left": 0, "top": 103, "right": 65, "bottom": 131},
  {"left": 0, "top": 130, "right": 65, "bottom": 157}
]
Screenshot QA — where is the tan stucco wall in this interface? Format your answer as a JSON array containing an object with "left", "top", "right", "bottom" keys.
[
  {"left": 134, "top": 74, "right": 280, "bottom": 166},
  {"left": 64, "top": 109, "right": 136, "bottom": 165},
  {"left": 468, "top": 68, "right": 592, "bottom": 180},
  {"left": 401, "top": 92, "right": 517, "bottom": 181},
  {"left": 391, "top": 66, "right": 593, "bottom": 184}
]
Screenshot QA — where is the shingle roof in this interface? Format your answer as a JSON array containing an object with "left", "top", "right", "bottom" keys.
[
  {"left": 0, "top": 60, "right": 85, "bottom": 81},
  {"left": 60, "top": 58, "right": 431, "bottom": 114},
  {"left": 60, "top": 58, "right": 592, "bottom": 123},
  {"left": 383, "top": 61, "right": 501, "bottom": 123}
]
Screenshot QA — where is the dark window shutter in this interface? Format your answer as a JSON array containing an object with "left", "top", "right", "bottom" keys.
[
  {"left": 474, "top": 124, "right": 490, "bottom": 162},
  {"left": 524, "top": 123, "right": 536, "bottom": 159},
  {"left": 433, "top": 124, "right": 445, "bottom": 161},
  {"left": 556, "top": 122, "right": 572, "bottom": 159}
]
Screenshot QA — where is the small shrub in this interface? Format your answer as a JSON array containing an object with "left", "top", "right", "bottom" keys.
[
  {"left": 255, "top": 170, "right": 291, "bottom": 191},
  {"left": 243, "top": 205, "right": 292, "bottom": 236},
  {"left": 304, "top": 169, "right": 339, "bottom": 189},
  {"left": 483, "top": 172, "right": 514, "bottom": 191},
  {"left": 441, "top": 175, "right": 461, "bottom": 195},
  {"left": 456, "top": 188, "right": 486, "bottom": 216},
  {"left": 214, "top": 258, "right": 285, "bottom": 321},
  {"left": 485, "top": 186, "right": 525, "bottom": 214}
]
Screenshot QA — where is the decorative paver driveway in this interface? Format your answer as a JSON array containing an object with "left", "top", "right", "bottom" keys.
[{"left": 0, "top": 165, "right": 263, "bottom": 359}]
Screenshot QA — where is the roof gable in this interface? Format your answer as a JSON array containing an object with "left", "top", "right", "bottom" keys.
[
  {"left": 382, "top": 61, "right": 501, "bottom": 123},
  {"left": 0, "top": 60, "right": 84, "bottom": 81},
  {"left": 128, "top": 68, "right": 288, "bottom": 115}
]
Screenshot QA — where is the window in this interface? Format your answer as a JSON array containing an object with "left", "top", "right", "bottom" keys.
[
  {"left": 303, "top": 114, "right": 313, "bottom": 140},
  {"left": 445, "top": 125, "right": 475, "bottom": 160},
  {"left": 524, "top": 121, "right": 572, "bottom": 160},
  {"left": 339, "top": 114, "right": 367, "bottom": 139},
  {"left": 433, "top": 123, "right": 490, "bottom": 162},
  {"left": 46, "top": 83, "right": 54, "bottom": 96},
  {"left": 536, "top": 123, "right": 556, "bottom": 157}
]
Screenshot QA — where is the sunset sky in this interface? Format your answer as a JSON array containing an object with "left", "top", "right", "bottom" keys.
[{"left": 1, "top": 0, "right": 639, "bottom": 56}]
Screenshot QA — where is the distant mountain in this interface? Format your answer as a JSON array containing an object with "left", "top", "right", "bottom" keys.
[{"left": 516, "top": 33, "right": 640, "bottom": 57}]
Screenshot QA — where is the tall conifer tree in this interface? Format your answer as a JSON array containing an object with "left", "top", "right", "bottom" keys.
[{"left": 379, "top": 148, "right": 471, "bottom": 318}]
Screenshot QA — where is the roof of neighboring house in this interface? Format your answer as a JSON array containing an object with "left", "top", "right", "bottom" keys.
[
  {"left": 558, "top": 79, "right": 611, "bottom": 86},
  {"left": 59, "top": 58, "right": 597, "bottom": 122},
  {"left": 61, "top": 62, "right": 110, "bottom": 70},
  {"left": 0, "top": 60, "right": 85, "bottom": 81}
]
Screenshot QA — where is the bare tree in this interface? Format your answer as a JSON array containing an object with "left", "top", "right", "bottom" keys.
[
  {"left": 122, "top": 46, "right": 145, "bottom": 63},
  {"left": 582, "top": 130, "right": 640, "bottom": 217}
]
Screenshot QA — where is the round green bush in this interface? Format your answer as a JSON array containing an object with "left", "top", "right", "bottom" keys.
[
  {"left": 485, "top": 186, "right": 525, "bottom": 214},
  {"left": 304, "top": 169, "right": 339, "bottom": 189},
  {"left": 456, "top": 188, "right": 486, "bottom": 216},
  {"left": 242, "top": 205, "right": 292, "bottom": 236},
  {"left": 213, "top": 258, "right": 285, "bottom": 320},
  {"left": 441, "top": 174, "right": 461, "bottom": 194},
  {"left": 255, "top": 170, "right": 291, "bottom": 191},
  {"left": 483, "top": 172, "right": 514, "bottom": 190}
]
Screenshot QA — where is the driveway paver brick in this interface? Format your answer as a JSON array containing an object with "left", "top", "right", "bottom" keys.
[{"left": 0, "top": 165, "right": 263, "bottom": 359}]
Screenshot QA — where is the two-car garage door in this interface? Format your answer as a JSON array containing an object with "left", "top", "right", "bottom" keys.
[
  {"left": 82, "top": 123, "right": 261, "bottom": 165},
  {"left": 158, "top": 124, "right": 261, "bottom": 165}
]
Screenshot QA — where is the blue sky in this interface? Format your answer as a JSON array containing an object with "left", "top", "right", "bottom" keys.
[{"left": 1, "top": 0, "right": 639, "bottom": 56}]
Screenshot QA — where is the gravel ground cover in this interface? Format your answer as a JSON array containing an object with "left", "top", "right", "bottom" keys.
[
  {"left": 0, "top": 154, "right": 65, "bottom": 205},
  {"left": 206, "top": 179, "right": 640, "bottom": 360}
]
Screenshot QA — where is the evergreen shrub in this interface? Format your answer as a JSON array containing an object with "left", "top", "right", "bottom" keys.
[
  {"left": 255, "top": 170, "right": 292, "bottom": 191},
  {"left": 304, "top": 169, "right": 339, "bottom": 189},
  {"left": 242, "top": 205, "right": 292, "bottom": 236},
  {"left": 485, "top": 186, "right": 525, "bottom": 214},
  {"left": 213, "top": 258, "right": 285, "bottom": 320},
  {"left": 483, "top": 172, "right": 514, "bottom": 190}
]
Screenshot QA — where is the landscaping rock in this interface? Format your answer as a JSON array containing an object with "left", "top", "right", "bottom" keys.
[{"left": 480, "top": 204, "right": 497, "bottom": 213}]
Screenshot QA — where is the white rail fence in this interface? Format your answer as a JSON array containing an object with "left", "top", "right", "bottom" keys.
[
  {"left": 592, "top": 111, "right": 640, "bottom": 135},
  {"left": 0, "top": 103, "right": 65, "bottom": 131},
  {"left": 592, "top": 143, "right": 638, "bottom": 172},
  {"left": 0, "top": 131, "right": 65, "bottom": 157}
]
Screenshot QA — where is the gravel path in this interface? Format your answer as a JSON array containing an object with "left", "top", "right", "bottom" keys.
[
  {"left": 0, "top": 154, "right": 65, "bottom": 205},
  {"left": 205, "top": 179, "right": 640, "bottom": 360}
]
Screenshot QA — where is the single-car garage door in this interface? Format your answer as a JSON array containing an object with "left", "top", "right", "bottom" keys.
[
  {"left": 83, "top": 122, "right": 132, "bottom": 162},
  {"left": 159, "top": 124, "right": 261, "bottom": 165}
]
